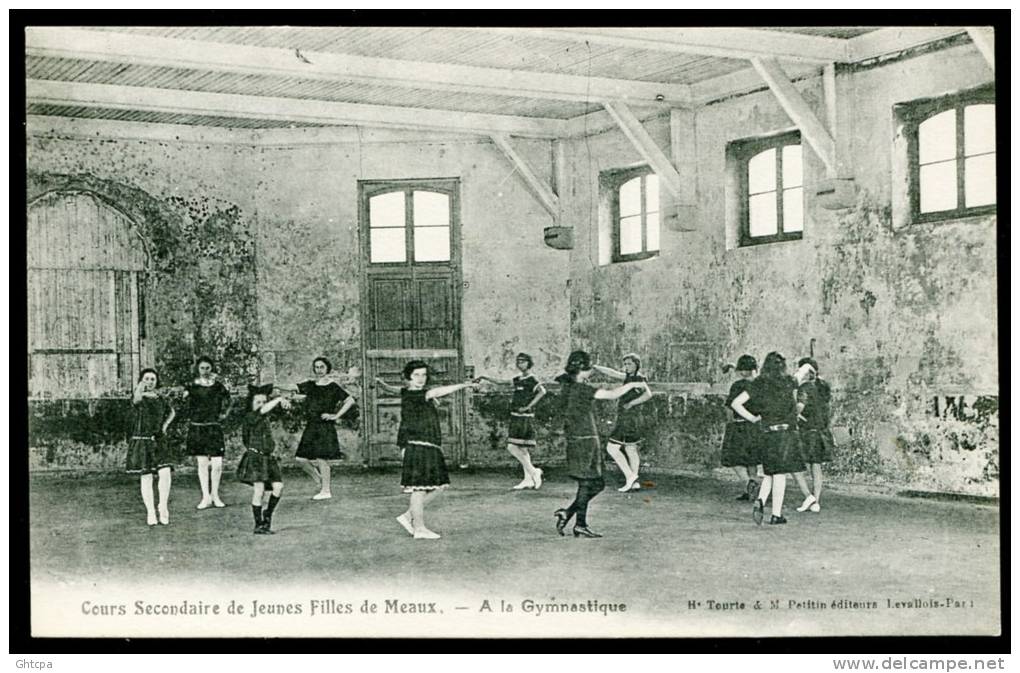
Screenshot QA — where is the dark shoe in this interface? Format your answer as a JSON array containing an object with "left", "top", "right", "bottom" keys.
[
  {"left": 735, "top": 492, "right": 750, "bottom": 501},
  {"left": 769, "top": 515, "right": 788, "bottom": 525},
  {"left": 752, "top": 499, "right": 765, "bottom": 526},
  {"left": 254, "top": 525, "right": 269, "bottom": 535},
  {"left": 262, "top": 514, "right": 273, "bottom": 534},
  {"left": 573, "top": 526, "right": 602, "bottom": 538},
  {"left": 554, "top": 509, "right": 571, "bottom": 536}
]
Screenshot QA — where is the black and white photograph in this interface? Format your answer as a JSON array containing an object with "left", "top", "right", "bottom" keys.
[{"left": 21, "top": 18, "right": 1002, "bottom": 641}]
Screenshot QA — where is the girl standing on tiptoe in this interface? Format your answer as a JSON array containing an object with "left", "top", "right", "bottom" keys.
[
  {"left": 594, "top": 353, "right": 653, "bottom": 492},
  {"left": 721, "top": 354, "right": 763, "bottom": 501},
  {"left": 236, "top": 384, "right": 291, "bottom": 534},
  {"left": 278, "top": 357, "right": 357, "bottom": 500},
  {"left": 376, "top": 361, "right": 478, "bottom": 540},
  {"left": 126, "top": 368, "right": 176, "bottom": 526},
  {"left": 477, "top": 352, "right": 547, "bottom": 490},
  {"left": 729, "top": 352, "right": 806, "bottom": 525},
  {"left": 553, "top": 351, "right": 646, "bottom": 539},
  {"left": 183, "top": 356, "right": 232, "bottom": 510}
]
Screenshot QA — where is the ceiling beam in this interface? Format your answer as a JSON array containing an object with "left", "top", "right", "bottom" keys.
[
  {"left": 846, "top": 26, "right": 968, "bottom": 61},
  {"left": 750, "top": 58, "right": 837, "bottom": 177},
  {"left": 493, "top": 27, "right": 849, "bottom": 63},
  {"left": 691, "top": 62, "right": 822, "bottom": 105},
  {"left": 488, "top": 134, "right": 559, "bottom": 219},
  {"left": 25, "top": 27, "right": 690, "bottom": 108},
  {"left": 602, "top": 101, "right": 683, "bottom": 199},
  {"left": 965, "top": 27, "right": 995, "bottom": 73},
  {"left": 26, "top": 79, "right": 568, "bottom": 138}
]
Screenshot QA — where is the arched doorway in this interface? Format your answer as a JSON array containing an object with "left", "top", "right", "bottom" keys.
[{"left": 28, "top": 191, "right": 148, "bottom": 398}]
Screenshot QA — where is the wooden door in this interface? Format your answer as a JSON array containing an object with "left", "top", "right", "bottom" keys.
[
  {"left": 358, "top": 179, "right": 465, "bottom": 466},
  {"left": 27, "top": 191, "right": 146, "bottom": 398}
]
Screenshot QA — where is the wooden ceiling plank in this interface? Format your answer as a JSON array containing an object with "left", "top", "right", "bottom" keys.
[
  {"left": 483, "top": 27, "right": 850, "bottom": 63},
  {"left": 26, "top": 27, "right": 690, "bottom": 107},
  {"left": 26, "top": 79, "right": 568, "bottom": 138}
]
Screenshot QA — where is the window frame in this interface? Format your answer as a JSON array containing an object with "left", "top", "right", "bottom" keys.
[
  {"left": 902, "top": 85, "right": 996, "bottom": 224},
  {"left": 364, "top": 185, "right": 456, "bottom": 267},
  {"left": 731, "top": 130, "right": 804, "bottom": 248},
  {"left": 605, "top": 165, "right": 661, "bottom": 263}
]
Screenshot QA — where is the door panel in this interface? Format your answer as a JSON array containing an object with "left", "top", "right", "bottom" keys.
[{"left": 359, "top": 180, "right": 465, "bottom": 466}]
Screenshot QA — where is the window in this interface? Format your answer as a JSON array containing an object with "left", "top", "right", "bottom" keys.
[
  {"left": 903, "top": 87, "right": 995, "bottom": 223},
  {"left": 731, "top": 131, "right": 803, "bottom": 247},
  {"left": 605, "top": 166, "right": 660, "bottom": 263},
  {"left": 368, "top": 188, "right": 452, "bottom": 264}
]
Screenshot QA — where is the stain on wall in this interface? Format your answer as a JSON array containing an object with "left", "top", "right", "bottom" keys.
[{"left": 561, "top": 45, "right": 998, "bottom": 495}]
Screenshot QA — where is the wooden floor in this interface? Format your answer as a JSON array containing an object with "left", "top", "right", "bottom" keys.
[{"left": 28, "top": 468, "right": 1000, "bottom": 638}]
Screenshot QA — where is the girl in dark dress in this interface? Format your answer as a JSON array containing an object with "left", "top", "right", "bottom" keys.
[
  {"left": 594, "top": 353, "right": 653, "bottom": 493},
  {"left": 721, "top": 354, "right": 763, "bottom": 501},
  {"left": 183, "top": 356, "right": 232, "bottom": 510},
  {"left": 730, "top": 352, "right": 807, "bottom": 525},
  {"left": 125, "top": 369, "right": 176, "bottom": 526},
  {"left": 236, "top": 384, "right": 290, "bottom": 534},
  {"left": 376, "top": 361, "right": 478, "bottom": 540},
  {"left": 553, "top": 351, "right": 646, "bottom": 538},
  {"left": 794, "top": 357, "right": 833, "bottom": 513},
  {"left": 477, "top": 352, "right": 548, "bottom": 490},
  {"left": 278, "top": 357, "right": 357, "bottom": 500}
]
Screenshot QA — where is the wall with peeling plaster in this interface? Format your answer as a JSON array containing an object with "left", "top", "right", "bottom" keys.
[
  {"left": 26, "top": 128, "right": 571, "bottom": 469},
  {"left": 24, "top": 44, "right": 997, "bottom": 494},
  {"left": 562, "top": 44, "right": 998, "bottom": 495}
]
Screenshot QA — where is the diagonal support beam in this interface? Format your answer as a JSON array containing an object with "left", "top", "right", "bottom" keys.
[
  {"left": 489, "top": 134, "right": 559, "bottom": 219},
  {"left": 966, "top": 27, "right": 995, "bottom": 74},
  {"left": 601, "top": 101, "right": 684, "bottom": 200},
  {"left": 751, "top": 58, "right": 837, "bottom": 177}
]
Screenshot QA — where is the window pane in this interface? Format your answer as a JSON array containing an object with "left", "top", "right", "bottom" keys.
[
  {"left": 370, "top": 191, "right": 406, "bottom": 228},
  {"left": 619, "top": 215, "right": 642, "bottom": 255},
  {"left": 964, "top": 154, "right": 996, "bottom": 208},
  {"left": 370, "top": 228, "right": 406, "bottom": 263},
  {"left": 413, "top": 226, "right": 451, "bottom": 262},
  {"left": 918, "top": 110, "right": 956, "bottom": 164},
  {"left": 645, "top": 174, "right": 660, "bottom": 214},
  {"left": 964, "top": 104, "right": 995, "bottom": 156},
  {"left": 919, "top": 160, "right": 957, "bottom": 213},
  {"left": 783, "top": 187, "right": 804, "bottom": 232},
  {"left": 782, "top": 145, "right": 802, "bottom": 188},
  {"left": 619, "top": 177, "right": 642, "bottom": 218},
  {"left": 646, "top": 212, "right": 660, "bottom": 252},
  {"left": 748, "top": 149, "right": 776, "bottom": 194},
  {"left": 413, "top": 190, "right": 450, "bottom": 227},
  {"left": 749, "top": 192, "right": 778, "bottom": 237}
]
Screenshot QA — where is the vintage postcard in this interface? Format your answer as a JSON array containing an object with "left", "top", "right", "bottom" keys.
[{"left": 24, "top": 21, "right": 1000, "bottom": 639}]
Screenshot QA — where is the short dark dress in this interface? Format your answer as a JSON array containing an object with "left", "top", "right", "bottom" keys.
[
  {"left": 608, "top": 373, "right": 648, "bottom": 445},
  {"left": 720, "top": 378, "right": 763, "bottom": 467},
  {"left": 508, "top": 374, "right": 543, "bottom": 446},
  {"left": 237, "top": 410, "right": 283, "bottom": 486},
  {"left": 295, "top": 380, "right": 349, "bottom": 460},
  {"left": 125, "top": 396, "right": 174, "bottom": 474},
  {"left": 748, "top": 376, "right": 805, "bottom": 476},
  {"left": 798, "top": 378, "right": 834, "bottom": 464},
  {"left": 186, "top": 380, "right": 230, "bottom": 457},
  {"left": 398, "top": 388, "right": 450, "bottom": 492},
  {"left": 560, "top": 379, "right": 604, "bottom": 480}
]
